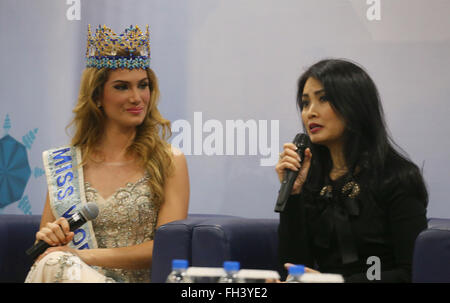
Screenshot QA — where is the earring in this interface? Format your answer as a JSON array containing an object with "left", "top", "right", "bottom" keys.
[{"left": 97, "top": 102, "right": 101, "bottom": 108}]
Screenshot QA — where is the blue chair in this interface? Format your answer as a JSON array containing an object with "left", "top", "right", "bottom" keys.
[
  {"left": 151, "top": 214, "right": 280, "bottom": 282},
  {"left": 412, "top": 218, "right": 450, "bottom": 282},
  {"left": 2, "top": 214, "right": 449, "bottom": 283},
  {"left": 151, "top": 215, "right": 450, "bottom": 283},
  {"left": 0, "top": 214, "right": 41, "bottom": 282}
]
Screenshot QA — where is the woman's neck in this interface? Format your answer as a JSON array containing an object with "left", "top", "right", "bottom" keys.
[
  {"left": 95, "top": 124, "right": 136, "bottom": 162},
  {"left": 327, "top": 142, "right": 348, "bottom": 180}
]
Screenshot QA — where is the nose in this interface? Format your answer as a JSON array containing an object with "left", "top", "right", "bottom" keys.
[
  {"left": 129, "top": 87, "right": 142, "bottom": 104},
  {"left": 305, "top": 102, "right": 318, "bottom": 119}
]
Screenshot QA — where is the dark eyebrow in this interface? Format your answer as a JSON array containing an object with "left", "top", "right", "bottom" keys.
[
  {"left": 302, "top": 89, "right": 325, "bottom": 98},
  {"left": 111, "top": 77, "right": 149, "bottom": 84}
]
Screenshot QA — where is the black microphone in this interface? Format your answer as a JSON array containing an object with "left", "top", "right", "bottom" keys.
[
  {"left": 274, "top": 133, "right": 311, "bottom": 213},
  {"left": 26, "top": 202, "right": 99, "bottom": 260}
]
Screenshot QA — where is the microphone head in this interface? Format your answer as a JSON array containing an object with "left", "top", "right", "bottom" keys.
[
  {"left": 293, "top": 133, "right": 310, "bottom": 148},
  {"left": 80, "top": 202, "right": 99, "bottom": 221}
]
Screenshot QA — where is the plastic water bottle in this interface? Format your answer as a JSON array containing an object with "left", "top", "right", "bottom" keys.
[
  {"left": 166, "top": 259, "right": 192, "bottom": 283},
  {"left": 286, "top": 264, "right": 305, "bottom": 283},
  {"left": 218, "top": 261, "right": 244, "bottom": 283}
]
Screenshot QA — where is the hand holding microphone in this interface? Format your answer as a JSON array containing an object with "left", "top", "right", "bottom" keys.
[
  {"left": 274, "top": 133, "right": 312, "bottom": 212},
  {"left": 36, "top": 216, "right": 74, "bottom": 248},
  {"left": 26, "top": 202, "right": 99, "bottom": 260}
]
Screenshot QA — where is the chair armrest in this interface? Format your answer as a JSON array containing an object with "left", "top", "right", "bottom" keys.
[
  {"left": 412, "top": 218, "right": 450, "bottom": 282},
  {"left": 191, "top": 217, "right": 280, "bottom": 273},
  {"left": 151, "top": 214, "right": 236, "bottom": 283},
  {"left": 0, "top": 214, "right": 41, "bottom": 282}
]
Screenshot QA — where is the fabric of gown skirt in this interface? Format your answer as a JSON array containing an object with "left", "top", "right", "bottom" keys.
[{"left": 25, "top": 251, "right": 115, "bottom": 283}]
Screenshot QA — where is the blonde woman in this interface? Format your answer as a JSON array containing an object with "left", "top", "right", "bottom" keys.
[{"left": 25, "top": 25, "right": 189, "bottom": 282}]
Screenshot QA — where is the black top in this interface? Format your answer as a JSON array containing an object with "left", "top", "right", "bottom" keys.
[{"left": 278, "top": 170, "right": 428, "bottom": 282}]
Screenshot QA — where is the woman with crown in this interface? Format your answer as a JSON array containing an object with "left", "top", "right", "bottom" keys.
[{"left": 25, "top": 25, "right": 190, "bottom": 282}]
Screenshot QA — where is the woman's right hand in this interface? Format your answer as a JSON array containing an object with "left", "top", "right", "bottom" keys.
[
  {"left": 35, "top": 217, "right": 74, "bottom": 247},
  {"left": 275, "top": 143, "right": 312, "bottom": 195}
]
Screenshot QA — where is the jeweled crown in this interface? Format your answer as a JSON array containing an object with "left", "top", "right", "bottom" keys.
[{"left": 85, "top": 24, "right": 150, "bottom": 70}]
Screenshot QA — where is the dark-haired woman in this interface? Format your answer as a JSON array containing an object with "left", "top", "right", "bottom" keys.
[{"left": 276, "top": 59, "right": 428, "bottom": 282}]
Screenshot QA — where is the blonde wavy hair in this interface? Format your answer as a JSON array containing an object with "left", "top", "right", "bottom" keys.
[{"left": 68, "top": 66, "right": 174, "bottom": 207}]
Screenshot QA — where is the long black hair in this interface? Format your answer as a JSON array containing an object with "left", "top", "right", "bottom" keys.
[{"left": 297, "top": 58, "right": 428, "bottom": 205}]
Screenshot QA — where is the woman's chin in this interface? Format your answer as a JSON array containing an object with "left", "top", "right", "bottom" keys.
[
  {"left": 308, "top": 135, "right": 329, "bottom": 147},
  {"left": 308, "top": 133, "right": 322, "bottom": 144},
  {"left": 109, "top": 119, "right": 145, "bottom": 130}
]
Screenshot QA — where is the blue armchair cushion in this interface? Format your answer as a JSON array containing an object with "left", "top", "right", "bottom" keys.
[
  {"left": 151, "top": 214, "right": 279, "bottom": 283},
  {"left": 0, "top": 214, "right": 41, "bottom": 282},
  {"left": 412, "top": 218, "right": 450, "bottom": 282},
  {"left": 151, "top": 214, "right": 236, "bottom": 282}
]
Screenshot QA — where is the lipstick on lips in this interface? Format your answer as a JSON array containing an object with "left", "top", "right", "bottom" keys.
[
  {"left": 126, "top": 107, "right": 144, "bottom": 114},
  {"left": 309, "top": 123, "right": 323, "bottom": 134}
]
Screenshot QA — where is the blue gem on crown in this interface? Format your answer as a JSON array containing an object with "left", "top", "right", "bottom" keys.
[{"left": 85, "top": 24, "right": 150, "bottom": 70}]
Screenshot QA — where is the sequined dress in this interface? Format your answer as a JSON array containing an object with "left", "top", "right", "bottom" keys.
[{"left": 25, "top": 172, "right": 158, "bottom": 283}]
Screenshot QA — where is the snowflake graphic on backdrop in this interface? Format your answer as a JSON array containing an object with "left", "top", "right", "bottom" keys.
[{"left": 0, "top": 114, "right": 44, "bottom": 214}]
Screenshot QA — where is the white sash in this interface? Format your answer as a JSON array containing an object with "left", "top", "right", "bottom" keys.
[{"left": 42, "top": 146, "right": 98, "bottom": 250}]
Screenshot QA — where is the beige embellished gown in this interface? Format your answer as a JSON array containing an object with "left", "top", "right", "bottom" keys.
[{"left": 25, "top": 173, "right": 159, "bottom": 283}]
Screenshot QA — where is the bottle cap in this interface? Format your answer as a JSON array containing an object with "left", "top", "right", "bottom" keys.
[
  {"left": 288, "top": 264, "right": 305, "bottom": 275},
  {"left": 172, "top": 259, "right": 189, "bottom": 270},
  {"left": 223, "top": 261, "right": 240, "bottom": 271}
]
